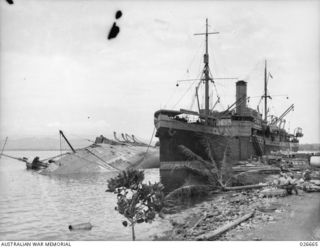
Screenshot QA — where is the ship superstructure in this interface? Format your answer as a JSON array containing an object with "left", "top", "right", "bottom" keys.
[{"left": 154, "top": 19, "right": 303, "bottom": 176}]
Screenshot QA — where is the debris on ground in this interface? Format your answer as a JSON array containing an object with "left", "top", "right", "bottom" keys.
[
  {"left": 259, "top": 188, "right": 287, "bottom": 198},
  {"left": 158, "top": 188, "right": 285, "bottom": 240},
  {"left": 156, "top": 163, "right": 320, "bottom": 241},
  {"left": 196, "top": 210, "right": 255, "bottom": 240}
]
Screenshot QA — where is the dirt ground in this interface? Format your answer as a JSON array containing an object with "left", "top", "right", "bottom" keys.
[
  {"left": 156, "top": 190, "right": 320, "bottom": 241},
  {"left": 223, "top": 192, "right": 320, "bottom": 241}
]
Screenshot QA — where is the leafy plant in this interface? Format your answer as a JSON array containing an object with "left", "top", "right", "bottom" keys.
[
  {"left": 107, "top": 169, "right": 164, "bottom": 241},
  {"left": 173, "top": 136, "right": 234, "bottom": 191},
  {"left": 107, "top": 169, "right": 144, "bottom": 192}
]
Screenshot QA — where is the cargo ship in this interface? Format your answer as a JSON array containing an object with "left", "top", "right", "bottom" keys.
[{"left": 154, "top": 19, "right": 303, "bottom": 189}]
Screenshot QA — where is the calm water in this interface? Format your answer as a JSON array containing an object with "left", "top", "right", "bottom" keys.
[{"left": 0, "top": 151, "right": 171, "bottom": 241}]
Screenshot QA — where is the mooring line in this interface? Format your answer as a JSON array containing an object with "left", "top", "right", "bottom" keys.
[
  {"left": 0, "top": 137, "right": 8, "bottom": 158},
  {"left": 84, "top": 148, "right": 120, "bottom": 171}
]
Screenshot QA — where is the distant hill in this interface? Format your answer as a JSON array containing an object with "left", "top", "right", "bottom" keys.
[
  {"left": 1, "top": 137, "right": 93, "bottom": 151},
  {"left": 4, "top": 136, "right": 316, "bottom": 152},
  {"left": 0, "top": 134, "right": 153, "bottom": 151},
  {"left": 299, "top": 143, "right": 320, "bottom": 151}
]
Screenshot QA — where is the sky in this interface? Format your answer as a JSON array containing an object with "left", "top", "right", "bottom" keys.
[{"left": 0, "top": 0, "right": 319, "bottom": 143}]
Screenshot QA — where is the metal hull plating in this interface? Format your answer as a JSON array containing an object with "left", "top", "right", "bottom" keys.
[
  {"left": 157, "top": 126, "right": 298, "bottom": 162},
  {"left": 155, "top": 116, "right": 298, "bottom": 161},
  {"left": 155, "top": 119, "right": 298, "bottom": 191}
]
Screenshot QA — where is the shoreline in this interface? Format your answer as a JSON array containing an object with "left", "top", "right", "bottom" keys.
[{"left": 156, "top": 190, "right": 320, "bottom": 241}]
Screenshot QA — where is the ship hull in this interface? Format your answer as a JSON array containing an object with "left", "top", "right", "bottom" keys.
[
  {"left": 156, "top": 122, "right": 298, "bottom": 191},
  {"left": 156, "top": 126, "right": 298, "bottom": 162}
]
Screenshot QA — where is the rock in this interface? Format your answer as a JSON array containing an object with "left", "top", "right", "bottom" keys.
[
  {"left": 195, "top": 230, "right": 205, "bottom": 236},
  {"left": 172, "top": 216, "right": 186, "bottom": 225},
  {"left": 256, "top": 205, "right": 277, "bottom": 213},
  {"left": 235, "top": 234, "right": 244, "bottom": 240},
  {"left": 310, "top": 180, "right": 320, "bottom": 186},
  {"left": 260, "top": 188, "right": 287, "bottom": 198},
  {"left": 213, "top": 211, "right": 221, "bottom": 216},
  {"left": 253, "top": 237, "right": 262, "bottom": 241}
]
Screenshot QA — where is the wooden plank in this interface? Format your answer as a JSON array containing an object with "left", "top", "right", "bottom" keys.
[
  {"left": 189, "top": 211, "right": 207, "bottom": 233},
  {"left": 196, "top": 210, "right": 255, "bottom": 240},
  {"left": 224, "top": 183, "right": 267, "bottom": 191}
]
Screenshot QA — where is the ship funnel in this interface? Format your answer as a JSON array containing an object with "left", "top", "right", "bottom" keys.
[{"left": 236, "top": 80, "right": 247, "bottom": 115}]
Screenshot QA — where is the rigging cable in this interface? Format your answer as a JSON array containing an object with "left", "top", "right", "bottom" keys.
[
  {"left": 138, "top": 127, "right": 157, "bottom": 166},
  {"left": 163, "top": 85, "right": 178, "bottom": 109},
  {"left": 0, "top": 137, "right": 8, "bottom": 158},
  {"left": 84, "top": 148, "right": 120, "bottom": 171},
  {"left": 163, "top": 40, "right": 204, "bottom": 108},
  {"left": 188, "top": 73, "right": 204, "bottom": 111},
  {"left": 185, "top": 39, "right": 204, "bottom": 75},
  {"left": 59, "top": 131, "right": 62, "bottom": 163},
  {"left": 172, "top": 41, "right": 205, "bottom": 110},
  {"left": 208, "top": 68, "right": 225, "bottom": 109},
  {"left": 145, "top": 127, "right": 156, "bottom": 155},
  {"left": 189, "top": 93, "right": 196, "bottom": 110},
  {"left": 172, "top": 75, "right": 198, "bottom": 109}
]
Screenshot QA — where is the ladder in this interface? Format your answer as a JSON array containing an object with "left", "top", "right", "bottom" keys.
[{"left": 252, "top": 135, "right": 263, "bottom": 156}]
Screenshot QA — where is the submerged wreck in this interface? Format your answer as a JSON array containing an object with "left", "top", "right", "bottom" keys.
[
  {"left": 40, "top": 131, "right": 159, "bottom": 175},
  {"left": 1, "top": 130, "right": 159, "bottom": 175}
]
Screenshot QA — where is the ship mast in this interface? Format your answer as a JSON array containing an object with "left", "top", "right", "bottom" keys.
[
  {"left": 264, "top": 60, "right": 268, "bottom": 122},
  {"left": 263, "top": 60, "right": 273, "bottom": 123},
  {"left": 194, "top": 19, "right": 219, "bottom": 124},
  {"left": 204, "top": 19, "right": 210, "bottom": 122}
]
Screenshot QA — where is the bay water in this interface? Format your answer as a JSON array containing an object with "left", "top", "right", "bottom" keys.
[{"left": 0, "top": 151, "right": 170, "bottom": 241}]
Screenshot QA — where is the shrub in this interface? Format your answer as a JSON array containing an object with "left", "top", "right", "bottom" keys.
[{"left": 107, "top": 169, "right": 164, "bottom": 240}]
